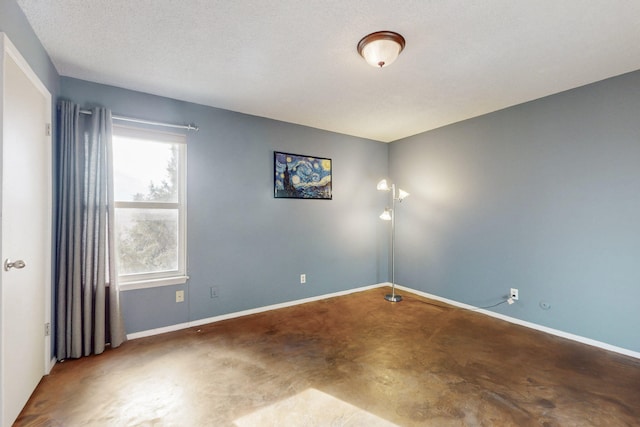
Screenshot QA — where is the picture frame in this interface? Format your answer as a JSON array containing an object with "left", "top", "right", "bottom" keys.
[{"left": 274, "top": 151, "right": 332, "bottom": 199}]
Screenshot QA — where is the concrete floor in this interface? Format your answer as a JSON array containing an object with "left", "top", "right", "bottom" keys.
[{"left": 15, "top": 288, "right": 640, "bottom": 426}]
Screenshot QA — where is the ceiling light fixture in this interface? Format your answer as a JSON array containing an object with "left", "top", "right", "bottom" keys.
[{"left": 357, "top": 31, "right": 406, "bottom": 68}]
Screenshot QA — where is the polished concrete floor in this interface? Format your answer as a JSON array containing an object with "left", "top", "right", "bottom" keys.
[{"left": 16, "top": 288, "right": 640, "bottom": 426}]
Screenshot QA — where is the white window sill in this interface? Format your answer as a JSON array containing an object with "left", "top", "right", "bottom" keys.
[{"left": 119, "top": 275, "right": 189, "bottom": 291}]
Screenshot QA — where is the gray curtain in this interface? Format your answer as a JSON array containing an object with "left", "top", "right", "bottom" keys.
[{"left": 56, "top": 100, "right": 126, "bottom": 359}]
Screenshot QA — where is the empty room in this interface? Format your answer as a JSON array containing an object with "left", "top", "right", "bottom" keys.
[{"left": 1, "top": 1, "right": 639, "bottom": 426}]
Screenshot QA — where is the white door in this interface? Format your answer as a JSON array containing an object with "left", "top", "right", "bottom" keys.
[{"left": 0, "top": 34, "right": 52, "bottom": 427}]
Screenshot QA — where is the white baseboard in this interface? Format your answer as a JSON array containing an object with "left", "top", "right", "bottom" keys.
[
  {"left": 126, "top": 283, "right": 387, "bottom": 340},
  {"left": 126, "top": 281, "right": 640, "bottom": 360},
  {"left": 394, "top": 284, "right": 640, "bottom": 360},
  {"left": 126, "top": 322, "right": 192, "bottom": 340},
  {"left": 47, "top": 356, "right": 56, "bottom": 374}
]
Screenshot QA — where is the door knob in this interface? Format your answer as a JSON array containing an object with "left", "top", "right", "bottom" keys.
[{"left": 4, "top": 259, "right": 26, "bottom": 271}]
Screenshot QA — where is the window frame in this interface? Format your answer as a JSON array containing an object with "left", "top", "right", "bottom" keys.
[{"left": 112, "top": 124, "right": 188, "bottom": 291}]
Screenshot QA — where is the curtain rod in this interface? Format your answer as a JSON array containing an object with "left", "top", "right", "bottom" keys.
[{"left": 79, "top": 109, "right": 199, "bottom": 132}]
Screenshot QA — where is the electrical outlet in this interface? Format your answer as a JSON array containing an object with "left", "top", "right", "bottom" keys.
[
  {"left": 510, "top": 288, "right": 519, "bottom": 301},
  {"left": 300, "top": 274, "right": 306, "bottom": 284},
  {"left": 210, "top": 286, "right": 219, "bottom": 298},
  {"left": 176, "top": 290, "right": 185, "bottom": 303}
]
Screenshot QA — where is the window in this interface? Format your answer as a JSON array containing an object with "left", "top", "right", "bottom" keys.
[{"left": 112, "top": 125, "right": 187, "bottom": 290}]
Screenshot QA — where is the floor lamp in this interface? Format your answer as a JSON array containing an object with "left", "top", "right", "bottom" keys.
[{"left": 377, "top": 179, "right": 410, "bottom": 302}]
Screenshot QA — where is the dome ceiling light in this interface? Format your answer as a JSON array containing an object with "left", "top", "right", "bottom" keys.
[{"left": 357, "top": 31, "right": 406, "bottom": 68}]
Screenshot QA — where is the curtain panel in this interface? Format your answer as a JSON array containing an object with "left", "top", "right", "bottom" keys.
[{"left": 55, "top": 100, "right": 126, "bottom": 359}]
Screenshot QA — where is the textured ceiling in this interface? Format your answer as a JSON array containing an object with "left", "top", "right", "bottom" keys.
[{"left": 17, "top": 0, "right": 640, "bottom": 142}]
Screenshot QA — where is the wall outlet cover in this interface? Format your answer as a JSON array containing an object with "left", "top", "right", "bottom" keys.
[
  {"left": 210, "top": 286, "right": 219, "bottom": 298},
  {"left": 176, "top": 290, "right": 185, "bottom": 303}
]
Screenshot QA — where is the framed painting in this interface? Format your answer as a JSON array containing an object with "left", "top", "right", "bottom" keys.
[{"left": 274, "top": 151, "right": 332, "bottom": 199}]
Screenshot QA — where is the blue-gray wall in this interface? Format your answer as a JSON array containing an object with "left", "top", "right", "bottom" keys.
[
  {"left": 390, "top": 70, "right": 640, "bottom": 353},
  {"left": 60, "top": 77, "right": 390, "bottom": 333},
  {"left": 0, "top": 0, "right": 59, "bottom": 95}
]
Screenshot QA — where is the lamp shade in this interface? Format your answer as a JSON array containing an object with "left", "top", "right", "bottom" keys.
[
  {"left": 357, "top": 31, "right": 406, "bottom": 68},
  {"left": 397, "top": 189, "right": 410, "bottom": 200},
  {"left": 376, "top": 179, "right": 390, "bottom": 191},
  {"left": 379, "top": 208, "right": 392, "bottom": 221}
]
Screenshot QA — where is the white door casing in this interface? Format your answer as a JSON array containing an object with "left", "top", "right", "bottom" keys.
[{"left": 0, "top": 33, "right": 52, "bottom": 427}]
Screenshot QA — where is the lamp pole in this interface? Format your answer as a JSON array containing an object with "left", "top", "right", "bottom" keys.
[
  {"left": 377, "top": 179, "right": 408, "bottom": 302},
  {"left": 386, "top": 184, "right": 402, "bottom": 302}
]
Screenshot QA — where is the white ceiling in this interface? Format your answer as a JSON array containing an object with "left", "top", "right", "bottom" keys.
[{"left": 17, "top": 0, "right": 640, "bottom": 142}]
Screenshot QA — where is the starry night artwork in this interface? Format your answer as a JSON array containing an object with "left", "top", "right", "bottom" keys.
[{"left": 274, "top": 151, "right": 332, "bottom": 199}]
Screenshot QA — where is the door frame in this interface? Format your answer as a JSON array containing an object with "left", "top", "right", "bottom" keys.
[{"left": 0, "top": 31, "right": 53, "bottom": 419}]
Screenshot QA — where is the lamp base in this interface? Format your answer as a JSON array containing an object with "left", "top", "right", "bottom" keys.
[{"left": 384, "top": 294, "right": 403, "bottom": 303}]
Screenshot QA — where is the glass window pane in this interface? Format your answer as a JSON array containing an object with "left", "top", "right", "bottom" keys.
[
  {"left": 115, "top": 208, "right": 178, "bottom": 275},
  {"left": 113, "top": 137, "right": 179, "bottom": 203}
]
